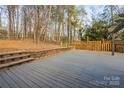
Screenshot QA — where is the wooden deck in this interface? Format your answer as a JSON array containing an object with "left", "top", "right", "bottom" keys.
[{"left": 0, "top": 50, "right": 124, "bottom": 88}]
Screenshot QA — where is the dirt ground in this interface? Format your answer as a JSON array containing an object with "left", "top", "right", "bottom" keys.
[{"left": 0, "top": 39, "right": 60, "bottom": 52}]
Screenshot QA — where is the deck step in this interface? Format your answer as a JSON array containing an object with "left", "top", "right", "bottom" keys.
[
  {"left": 0, "top": 54, "right": 30, "bottom": 63},
  {"left": 0, "top": 58, "right": 34, "bottom": 69},
  {"left": 0, "top": 50, "right": 34, "bottom": 69},
  {"left": 0, "top": 51, "right": 27, "bottom": 57}
]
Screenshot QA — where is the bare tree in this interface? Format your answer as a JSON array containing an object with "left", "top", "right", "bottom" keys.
[{"left": 7, "top": 5, "right": 13, "bottom": 39}]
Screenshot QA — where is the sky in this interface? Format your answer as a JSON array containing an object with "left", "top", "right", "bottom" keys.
[
  {"left": 76, "top": 5, "right": 105, "bottom": 25},
  {"left": 78, "top": 5, "right": 124, "bottom": 25}
]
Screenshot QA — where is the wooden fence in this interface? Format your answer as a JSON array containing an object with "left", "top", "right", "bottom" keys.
[
  {"left": 115, "top": 40, "right": 124, "bottom": 53},
  {"left": 72, "top": 41, "right": 112, "bottom": 51},
  {"left": 72, "top": 40, "right": 124, "bottom": 52}
]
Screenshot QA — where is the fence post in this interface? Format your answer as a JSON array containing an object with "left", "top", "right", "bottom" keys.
[{"left": 112, "top": 33, "right": 115, "bottom": 56}]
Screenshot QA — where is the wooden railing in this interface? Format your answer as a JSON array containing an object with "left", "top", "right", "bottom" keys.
[{"left": 72, "top": 41, "right": 112, "bottom": 51}]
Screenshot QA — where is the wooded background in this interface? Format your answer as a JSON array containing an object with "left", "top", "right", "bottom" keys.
[{"left": 0, "top": 5, "right": 124, "bottom": 46}]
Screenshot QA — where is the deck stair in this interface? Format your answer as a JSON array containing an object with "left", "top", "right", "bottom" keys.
[{"left": 0, "top": 51, "right": 34, "bottom": 69}]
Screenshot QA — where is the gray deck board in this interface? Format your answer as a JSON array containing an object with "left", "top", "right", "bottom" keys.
[
  {"left": 0, "top": 50, "right": 124, "bottom": 88},
  {"left": 28, "top": 65, "right": 83, "bottom": 87},
  {"left": 14, "top": 66, "right": 67, "bottom": 88},
  {"left": 8, "top": 68, "right": 39, "bottom": 88},
  {"left": 30, "top": 63, "right": 94, "bottom": 87},
  {"left": 0, "top": 71, "right": 10, "bottom": 88},
  {"left": 7, "top": 69, "right": 30, "bottom": 88},
  {"left": 10, "top": 67, "right": 51, "bottom": 88},
  {"left": 0, "top": 70, "right": 19, "bottom": 88}
]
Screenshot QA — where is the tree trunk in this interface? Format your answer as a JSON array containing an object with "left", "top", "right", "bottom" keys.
[
  {"left": 67, "top": 9, "right": 70, "bottom": 45},
  {"left": 73, "top": 27, "right": 76, "bottom": 41},
  {"left": 55, "top": 11, "right": 58, "bottom": 42},
  {"left": 7, "top": 6, "right": 13, "bottom": 39},
  {"left": 33, "top": 6, "right": 40, "bottom": 43},
  {"left": 43, "top": 6, "right": 51, "bottom": 42},
  {"left": 70, "top": 24, "right": 72, "bottom": 44},
  {"left": 0, "top": 13, "right": 2, "bottom": 27},
  {"left": 24, "top": 11, "right": 27, "bottom": 39},
  {"left": 16, "top": 7, "right": 19, "bottom": 39},
  {"left": 110, "top": 6, "right": 114, "bottom": 25},
  {"left": 58, "top": 21, "right": 62, "bottom": 43}
]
